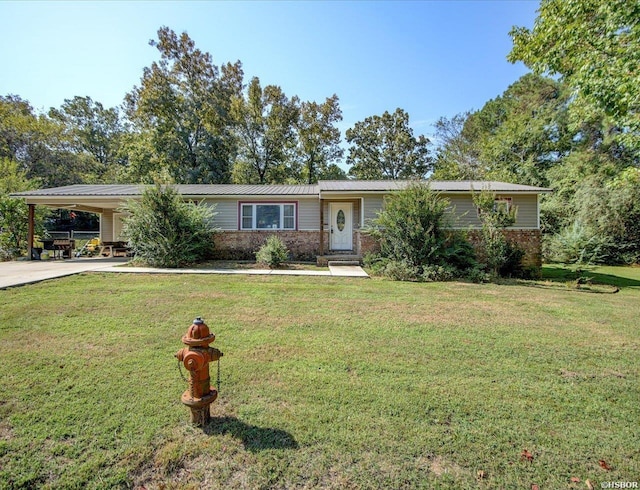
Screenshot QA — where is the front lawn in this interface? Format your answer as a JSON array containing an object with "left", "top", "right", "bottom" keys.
[{"left": 0, "top": 267, "right": 638, "bottom": 488}]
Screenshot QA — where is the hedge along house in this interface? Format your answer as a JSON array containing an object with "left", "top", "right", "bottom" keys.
[{"left": 12, "top": 180, "right": 551, "bottom": 267}]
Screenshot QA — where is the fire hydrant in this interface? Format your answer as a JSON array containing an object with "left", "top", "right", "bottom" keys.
[{"left": 175, "top": 317, "right": 223, "bottom": 426}]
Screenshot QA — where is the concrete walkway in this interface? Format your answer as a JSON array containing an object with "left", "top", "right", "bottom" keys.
[{"left": 0, "top": 258, "right": 368, "bottom": 289}]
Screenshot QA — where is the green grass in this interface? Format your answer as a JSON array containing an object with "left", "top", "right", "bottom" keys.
[{"left": 0, "top": 266, "right": 639, "bottom": 489}]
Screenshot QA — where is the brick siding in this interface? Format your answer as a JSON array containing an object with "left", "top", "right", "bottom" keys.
[
  {"left": 213, "top": 231, "right": 321, "bottom": 261},
  {"left": 213, "top": 229, "right": 542, "bottom": 270},
  {"left": 466, "top": 229, "right": 542, "bottom": 268},
  {"left": 358, "top": 229, "right": 543, "bottom": 269}
]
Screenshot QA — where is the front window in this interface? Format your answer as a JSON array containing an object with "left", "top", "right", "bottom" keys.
[
  {"left": 477, "top": 197, "right": 513, "bottom": 216},
  {"left": 240, "top": 203, "right": 296, "bottom": 230},
  {"left": 494, "top": 197, "right": 512, "bottom": 214}
]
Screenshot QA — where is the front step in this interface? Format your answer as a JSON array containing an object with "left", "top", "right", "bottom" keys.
[
  {"left": 327, "top": 260, "right": 361, "bottom": 267},
  {"left": 316, "top": 254, "right": 361, "bottom": 266}
]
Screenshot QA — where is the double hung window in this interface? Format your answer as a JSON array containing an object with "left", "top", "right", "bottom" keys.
[
  {"left": 241, "top": 203, "right": 296, "bottom": 230},
  {"left": 477, "top": 197, "right": 513, "bottom": 216},
  {"left": 493, "top": 197, "right": 512, "bottom": 214}
]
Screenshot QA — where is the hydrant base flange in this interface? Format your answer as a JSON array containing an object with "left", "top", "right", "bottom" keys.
[{"left": 180, "top": 389, "right": 218, "bottom": 408}]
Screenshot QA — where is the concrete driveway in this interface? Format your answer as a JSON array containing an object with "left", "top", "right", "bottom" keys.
[{"left": 0, "top": 257, "right": 128, "bottom": 289}]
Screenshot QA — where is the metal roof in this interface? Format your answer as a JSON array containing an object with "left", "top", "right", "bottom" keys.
[
  {"left": 10, "top": 180, "right": 551, "bottom": 199},
  {"left": 11, "top": 184, "right": 319, "bottom": 197},
  {"left": 319, "top": 180, "right": 552, "bottom": 193}
]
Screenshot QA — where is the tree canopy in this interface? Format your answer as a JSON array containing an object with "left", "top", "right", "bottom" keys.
[
  {"left": 296, "top": 95, "right": 345, "bottom": 184},
  {"left": 508, "top": 0, "right": 640, "bottom": 151},
  {"left": 433, "top": 74, "right": 572, "bottom": 186},
  {"left": 124, "top": 26, "right": 243, "bottom": 184},
  {"left": 230, "top": 77, "right": 300, "bottom": 184},
  {"left": 345, "top": 108, "right": 432, "bottom": 180}
]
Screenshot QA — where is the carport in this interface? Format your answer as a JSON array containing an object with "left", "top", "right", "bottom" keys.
[{"left": 10, "top": 185, "right": 137, "bottom": 260}]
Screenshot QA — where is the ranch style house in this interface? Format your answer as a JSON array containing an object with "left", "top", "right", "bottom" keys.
[{"left": 12, "top": 180, "right": 551, "bottom": 267}]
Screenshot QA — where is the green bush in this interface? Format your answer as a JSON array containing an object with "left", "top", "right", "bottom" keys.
[
  {"left": 543, "top": 221, "right": 604, "bottom": 266},
  {"left": 498, "top": 242, "right": 526, "bottom": 278},
  {"left": 442, "top": 231, "right": 478, "bottom": 272},
  {"left": 0, "top": 159, "right": 48, "bottom": 260},
  {"left": 255, "top": 235, "right": 289, "bottom": 268},
  {"left": 466, "top": 266, "right": 491, "bottom": 283},
  {"left": 422, "top": 265, "right": 457, "bottom": 282},
  {"left": 381, "top": 260, "right": 420, "bottom": 281},
  {"left": 367, "top": 182, "right": 476, "bottom": 281},
  {"left": 473, "top": 189, "right": 519, "bottom": 278},
  {"left": 121, "top": 184, "right": 217, "bottom": 268}
]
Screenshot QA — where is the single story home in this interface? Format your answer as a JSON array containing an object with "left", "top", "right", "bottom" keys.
[{"left": 12, "top": 180, "right": 551, "bottom": 267}]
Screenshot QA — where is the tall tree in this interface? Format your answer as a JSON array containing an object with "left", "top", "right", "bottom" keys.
[
  {"left": 508, "top": 0, "right": 640, "bottom": 151},
  {"left": 0, "top": 95, "right": 88, "bottom": 187},
  {"left": 345, "top": 108, "right": 432, "bottom": 180},
  {"left": 432, "top": 112, "right": 483, "bottom": 180},
  {"left": 231, "top": 77, "right": 299, "bottom": 184},
  {"left": 433, "top": 75, "right": 572, "bottom": 186},
  {"left": 124, "top": 26, "right": 243, "bottom": 184},
  {"left": 296, "top": 94, "right": 344, "bottom": 184},
  {"left": 49, "top": 96, "right": 127, "bottom": 182}
]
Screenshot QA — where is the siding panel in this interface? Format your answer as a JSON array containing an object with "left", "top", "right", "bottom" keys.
[
  {"left": 201, "top": 193, "right": 539, "bottom": 231},
  {"left": 298, "top": 198, "right": 320, "bottom": 230},
  {"left": 445, "top": 193, "right": 538, "bottom": 229},
  {"left": 363, "top": 196, "right": 384, "bottom": 223},
  {"left": 206, "top": 199, "right": 237, "bottom": 230}
]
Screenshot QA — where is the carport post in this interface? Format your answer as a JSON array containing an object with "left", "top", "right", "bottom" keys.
[{"left": 27, "top": 204, "right": 35, "bottom": 260}]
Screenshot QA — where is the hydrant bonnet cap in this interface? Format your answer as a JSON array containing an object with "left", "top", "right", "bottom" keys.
[{"left": 181, "top": 317, "right": 215, "bottom": 346}]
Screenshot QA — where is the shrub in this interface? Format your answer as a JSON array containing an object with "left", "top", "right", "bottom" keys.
[
  {"left": 362, "top": 252, "right": 389, "bottom": 276},
  {"left": 369, "top": 183, "right": 450, "bottom": 269},
  {"left": 466, "top": 266, "right": 491, "bottom": 283},
  {"left": 122, "top": 184, "right": 217, "bottom": 268},
  {"left": 256, "top": 235, "right": 289, "bottom": 268},
  {"left": 422, "top": 265, "right": 456, "bottom": 282},
  {"left": 367, "top": 182, "right": 476, "bottom": 281},
  {"left": 498, "top": 242, "right": 526, "bottom": 278},
  {"left": 543, "top": 221, "right": 604, "bottom": 266},
  {"left": 442, "top": 231, "right": 478, "bottom": 272},
  {"left": 382, "top": 260, "right": 420, "bottom": 281},
  {"left": 473, "top": 188, "right": 518, "bottom": 278}
]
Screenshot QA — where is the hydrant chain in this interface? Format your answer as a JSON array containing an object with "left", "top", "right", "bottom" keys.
[
  {"left": 177, "top": 359, "right": 188, "bottom": 383},
  {"left": 217, "top": 357, "right": 221, "bottom": 393}
]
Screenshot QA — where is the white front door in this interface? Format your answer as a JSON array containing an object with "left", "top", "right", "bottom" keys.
[{"left": 330, "top": 202, "right": 353, "bottom": 251}]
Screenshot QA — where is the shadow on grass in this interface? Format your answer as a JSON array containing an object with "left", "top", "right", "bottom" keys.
[
  {"left": 542, "top": 266, "right": 640, "bottom": 289},
  {"left": 205, "top": 416, "right": 299, "bottom": 452}
]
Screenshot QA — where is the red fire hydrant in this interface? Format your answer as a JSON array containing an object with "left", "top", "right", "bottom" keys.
[{"left": 176, "top": 317, "right": 223, "bottom": 426}]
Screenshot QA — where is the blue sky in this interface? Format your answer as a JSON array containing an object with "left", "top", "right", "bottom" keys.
[{"left": 0, "top": 0, "right": 538, "bottom": 140}]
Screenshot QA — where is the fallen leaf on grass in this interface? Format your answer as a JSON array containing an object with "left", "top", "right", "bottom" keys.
[
  {"left": 531, "top": 484, "right": 539, "bottom": 490},
  {"left": 586, "top": 479, "right": 594, "bottom": 490},
  {"left": 521, "top": 449, "right": 534, "bottom": 462},
  {"left": 571, "top": 477, "right": 581, "bottom": 483},
  {"left": 599, "top": 459, "right": 612, "bottom": 471},
  {"left": 476, "top": 470, "right": 485, "bottom": 480}
]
